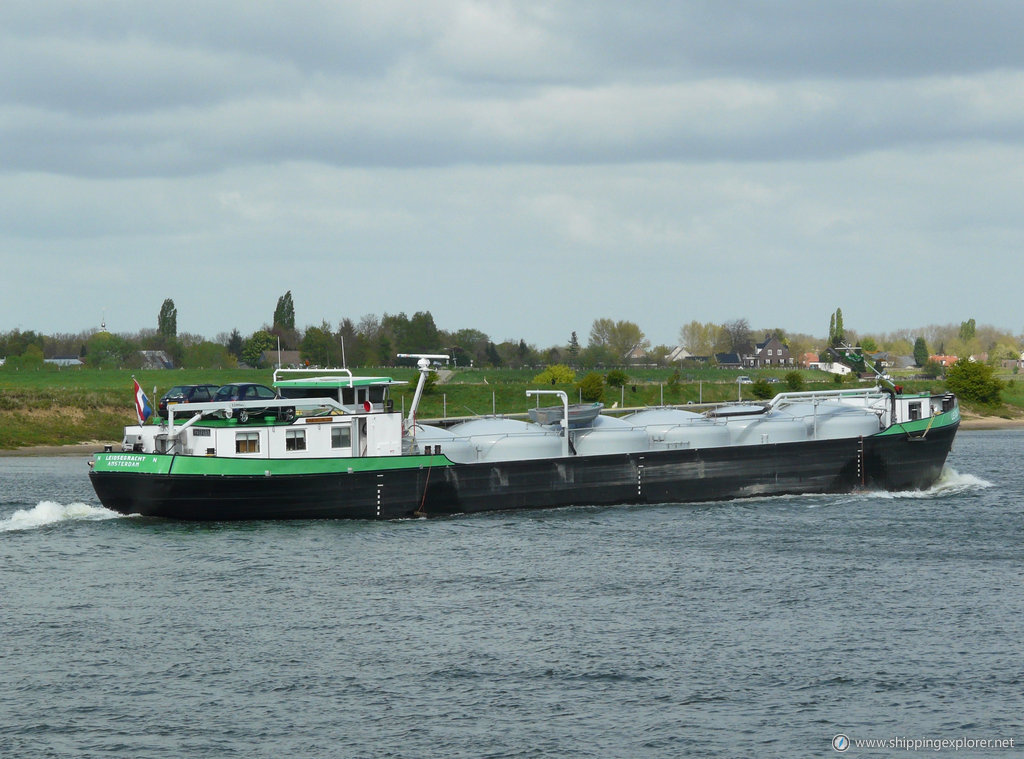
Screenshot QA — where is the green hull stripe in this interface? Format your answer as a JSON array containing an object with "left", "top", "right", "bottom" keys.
[
  {"left": 875, "top": 407, "right": 960, "bottom": 436},
  {"left": 91, "top": 453, "right": 174, "bottom": 474},
  {"left": 93, "top": 452, "right": 452, "bottom": 476}
]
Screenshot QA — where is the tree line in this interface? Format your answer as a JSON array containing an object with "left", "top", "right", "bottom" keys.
[{"left": 1, "top": 293, "right": 1021, "bottom": 372}]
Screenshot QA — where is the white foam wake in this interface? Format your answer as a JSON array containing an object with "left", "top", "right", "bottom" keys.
[
  {"left": 0, "top": 501, "right": 122, "bottom": 532},
  {"left": 880, "top": 466, "right": 993, "bottom": 499}
]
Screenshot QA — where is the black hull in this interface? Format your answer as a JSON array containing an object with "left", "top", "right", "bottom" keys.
[{"left": 89, "top": 423, "right": 958, "bottom": 521}]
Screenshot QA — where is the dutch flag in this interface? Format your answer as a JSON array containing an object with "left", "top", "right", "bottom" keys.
[{"left": 133, "top": 378, "right": 153, "bottom": 424}]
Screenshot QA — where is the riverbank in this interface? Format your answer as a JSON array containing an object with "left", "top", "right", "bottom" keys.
[
  {"left": 0, "top": 442, "right": 114, "bottom": 457},
  {"left": 959, "top": 415, "right": 1024, "bottom": 430}
]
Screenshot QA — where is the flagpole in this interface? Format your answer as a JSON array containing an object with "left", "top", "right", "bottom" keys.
[{"left": 132, "top": 375, "right": 142, "bottom": 425}]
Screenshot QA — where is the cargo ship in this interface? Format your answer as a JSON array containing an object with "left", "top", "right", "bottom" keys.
[{"left": 89, "top": 356, "right": 959, "bottom": 520}]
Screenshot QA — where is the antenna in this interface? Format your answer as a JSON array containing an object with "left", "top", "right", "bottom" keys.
[{"left": 397, "top": 353, "right": 450, "bottom": 425}]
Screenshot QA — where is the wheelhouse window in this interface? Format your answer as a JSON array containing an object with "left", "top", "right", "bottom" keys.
[
  {"left": 235, "top": 431, "right": 260, "bottom": 454},
  {"left": 331, "top": 425, "right": 352, "bottom": 449},
  {"left": 908, "top": 402, "right": 922, "bottom": 421},
  {"left": 286, "top": 429, "right": 306, "bottom": 451}
]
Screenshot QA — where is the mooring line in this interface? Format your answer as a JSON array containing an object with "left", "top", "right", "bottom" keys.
[{"left": 414, "top": 464, "right": 432, "bottom": 518}]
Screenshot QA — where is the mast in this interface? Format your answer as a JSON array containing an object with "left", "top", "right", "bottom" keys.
[{"left": 397, "top": 353, "right": 449, "bottom": 426}]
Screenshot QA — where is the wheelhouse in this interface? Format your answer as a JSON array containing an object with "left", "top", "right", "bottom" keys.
[{"left": 119, "top": 369, "right": 409, "bottom": 460}]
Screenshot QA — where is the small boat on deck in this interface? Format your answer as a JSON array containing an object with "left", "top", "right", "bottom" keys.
[{"left": 528, "top": 401, "right": 603, "bottom": 427}]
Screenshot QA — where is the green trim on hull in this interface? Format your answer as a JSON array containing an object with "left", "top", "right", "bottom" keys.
[
  {"left": 874, "top": 406, "right": 960, "bottom": 436},
  {"left": 92, "top": 451, "right": 453, "bottom": 476},
  {"left": 91, "top": 453, "right": 175, "bottom": 475}
]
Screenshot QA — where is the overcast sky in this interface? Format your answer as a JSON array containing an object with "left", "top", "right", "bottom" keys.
[{"left": 2, "top": 1, "right": 1023, "bottom": 349}]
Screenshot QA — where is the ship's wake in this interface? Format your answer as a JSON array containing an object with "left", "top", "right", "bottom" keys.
[
  {"left": 0, "top": 501, "right": 123, "bottom": 533},
  {"left": 880, "top": 466, "right": 993, "bottom": 499}
]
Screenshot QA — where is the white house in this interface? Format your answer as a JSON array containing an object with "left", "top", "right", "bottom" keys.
[{"left": 809, "top": 361, "right": 852, "bottom": 375}]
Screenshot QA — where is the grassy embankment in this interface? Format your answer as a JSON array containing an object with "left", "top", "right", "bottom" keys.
[{"left": 0, "top": 365, "right": 1020, "bottom": 449}]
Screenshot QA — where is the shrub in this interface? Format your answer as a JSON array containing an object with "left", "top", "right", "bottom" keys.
[
  {"left": 784, "top": 371, "right": 804, "bottom": 392},
  {"left": 946, "top": 359, "right": 1002, "bottom": 407},
  {"left": 751, "top": 379, "right": 773, "bottom": 399},
  {"left": 605, "top": 369, "right": 629, "bottom": 388},
  {"left": 532, "top": 364, "right": 576, "bottom": 385},
  {"left": 920, "top": 360, "right": 944, "bottom": 379},
  {"left": 576, "top": 372, "right": 604, "bottom": 402}
]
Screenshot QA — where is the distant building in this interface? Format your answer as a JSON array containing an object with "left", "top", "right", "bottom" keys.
[
  {"left": 743, "top": 335, "right": 793, "bottom": 368},
  {"left": 929, "top": 354, "right": 959, "bottom": 367},
  {"left": 261, "top": 350, "right": 304, "bottom": 369},
  {"left": 44, "top": 356, "right": 84, "bottom": 367},
  {"left": 801, "top": 352, "right": 819, "bottom": 368},
  {"left": 866, "top": 351, "right": 892, "bottom": 368},
  {"left": 667, "top": 346, "right": 692, "bottom": 363},
  {"left": 715, "top": 352, "right": 742, "bottom": 368},
  {"left": 625, "top": 345, "right": 648, "bottom": 363},
  {"left": 139, "top": 351, "right": 174, "bottom": 369},
  {"left": 820, "top": 361, "right": 853, "bottom": 375}
]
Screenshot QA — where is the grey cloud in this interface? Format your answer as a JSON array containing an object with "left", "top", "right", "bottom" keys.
[
  {"left": 4, "top": 71, "right": 1024, "bottom": 178},
  {"left": 563, "top": 1, "right": 1024, "bottom": 80},
  {"left": 4, "top": 1, "right": 1024, "bottom": 344}
]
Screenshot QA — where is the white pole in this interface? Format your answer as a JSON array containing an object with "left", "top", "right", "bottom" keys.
[
  {"left": 526, "top": 389, "right": 570, "bottom": 458},
  {"left": 396, "top": 353, "right": 450, "bottom": 425}
]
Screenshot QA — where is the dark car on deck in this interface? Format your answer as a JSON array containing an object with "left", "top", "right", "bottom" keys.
[
  {"left": 212, "top": 382, "right": 290, "bottom": 422},
  {"left": 158, "top": 384, "right": 220, "bottom": 418}
]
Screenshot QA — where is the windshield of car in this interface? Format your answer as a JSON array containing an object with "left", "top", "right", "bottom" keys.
[
  {"left": 164, "top": 386, "right": 189, "bottom": 397},
  {"left": 213, "top": 386, "right": 238, "bottom": 401}
]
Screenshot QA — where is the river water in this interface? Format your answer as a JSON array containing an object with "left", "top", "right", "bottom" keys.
[{"left": 1, "top": 431, "right": 1021, "bottom": 758}]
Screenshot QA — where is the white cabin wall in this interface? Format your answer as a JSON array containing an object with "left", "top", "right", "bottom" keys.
[
  {"left": 181, "top": 419, "right": 363, "bottom": 459},
  {"left": 365, "top": 414, "right": 403, "bottom": 456}
]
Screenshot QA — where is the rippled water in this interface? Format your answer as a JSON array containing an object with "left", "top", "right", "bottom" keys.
[{"left": 1, "top": 431, "right": 1021, "bottom": 758}]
